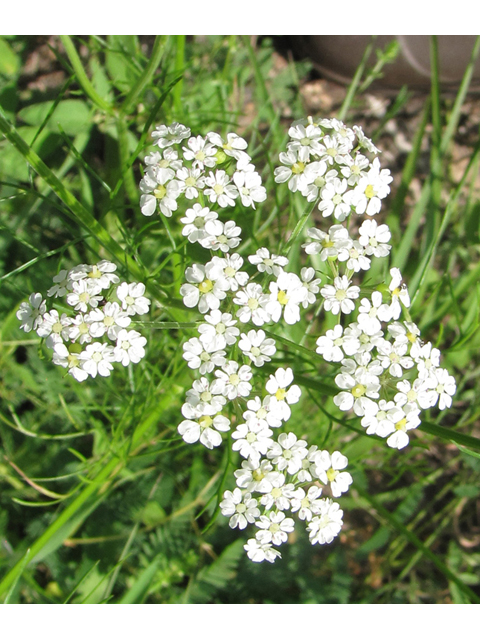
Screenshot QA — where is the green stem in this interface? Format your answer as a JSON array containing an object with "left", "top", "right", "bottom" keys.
[
  {"left": 121, "top": 35, "right": 166, "bottom": 115},
  {"left": 59, "top": 36, "right": 113, "bottom": 114},
  {"left": 173, "top": 35, "right": 186, "bottom": 115}
]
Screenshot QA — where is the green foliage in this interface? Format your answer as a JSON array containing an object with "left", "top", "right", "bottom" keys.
[{"left": 1, "top": 34, "right": 480, "bottom": 604}]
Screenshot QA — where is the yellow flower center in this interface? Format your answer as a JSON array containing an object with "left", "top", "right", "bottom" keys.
[
  {"left": 292, "top": 161, "right": 305, "bottom": 175},
  {"left": 154, "top": 185, "right": 167, "bottom": 200},
  {"left": 88, "top": 265, "right": 101, "bottom": 279},
  {"left": 327, "top": 468, "right": 339, "bottom": 482},
  {"left": 198, "top": 279, "right": 213, "bottom": 294},
  {"left": 229, "top": 374, "right": 240, "bottom": 386},
  {"left": 275, "top": 388, "right": 287, "bottom": 401},
  {"left": 199, "top": 416, "right": 213, "bottom": 430},
  {"left": 364, "top": 184, "right": 376, "bottom": 199},
  {"left": 277, "top": 290, "right": 289, "bottom": 305},
  {"left": 352, "top": 384, "right": 366, "bottom": 398},
  {"left": 52, "top": 321, "right": 63, "bottom": 334},
  {"left": 395, "top": 418, "right": 407, "bottom": 432}
]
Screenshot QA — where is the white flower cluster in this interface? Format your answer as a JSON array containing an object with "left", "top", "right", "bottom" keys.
[
  {"left": 142, "top": 122, "right": 347, "bottom": 563},
  {"left": 279, "top": 117, "right": 456, "bottom": 450},
  {"left": 144, "top": 118, "right": 455, "bottom": 564},
  {"left": 16, "top": 261, "right": 150, "bottom": 381},
  {"left": 139, "top": 123, "right": 267, "bottom": 219}
]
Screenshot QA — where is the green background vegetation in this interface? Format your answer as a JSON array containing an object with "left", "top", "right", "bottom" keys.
[{"left": 1, "top": 35, "right": 480, "bottom": 603}]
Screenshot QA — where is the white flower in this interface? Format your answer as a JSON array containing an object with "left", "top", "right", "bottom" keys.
[
  {"left": 395, "top": 378, "right": 435, "bottom": 412},
  {"left": 207, "top": 254, "right": 249, "bottom": 293},
  {"left": 340, "top": 152, "right": 370, "bottom": 186},
  {"left": 357, "top": 291, "right": 391, "bottom": 335},
  {"left": 313, "top": 450, "right": 353, "bottom": 497},
  {"left": 175, "top": 166, "right": 205, "bottom": 199},
  {"left": 358, "top": 219, "right": 391, "bottom": 257},
  {"left": 220, "top": 489, "right": 260, "bottom": 530},
  {"left": 265, "top": 367, "right": 301, "bottom": 422},
  {"left": 185, "top": 377, "right": 227, "bottom": 415},
  {"left": 255, "top": 511, "right": 295, "bottom": 546},
  {"left": 290, "top": 486, "right": 323, "bottom": 521},
  {"left": 180, "top": 263, "right": 229, "bottom": 314},
  {"left": 36, "top": 309, "right": 72, "bottom": 348},
  {"left": 207, "top": 131, "right": 250, "bottom": 164},
  {"left": 353, "top": 125, "right": 380, "bottom": 154},
  {"left": 385, "top": 406, "right": 421, "bottom": 450},
  {"left": 233, "top": 283, "right": 271, "bottom": 326},
  {"left": 267, "top": 432, "right": 308, "bottom": 475},
  {"left": 376, "top": 340, "right": 414, "bottom": 377},
  {"left": 178, "top": 412, "right": 230, "bottom": 450},
  {"left": 180, "top": 204, "right": 218, "bottom": 243},
  {"left": 301, "top": 163, "right": 338, "bottom": 202},
  {"left": 89, "top": 302, "right": 131, "bottom": 340},
  {"left": 334, "top": 364, "right": 380, "bottom": 417},
  {"left": 316, "top": 134, "right": 352, "bottom": 165},
  {"left": 349, "top": 158, "right": 392, "bottom": 216},
  {"left": 199, "top": 219, "right": 242, "bottom": 253},
  {"left": 233, "top": 170, "right": 267, "bottom": 208},
  {"left": 266, "top": 271, "right": 307, "bottom": 325},
  {"left": 114, "top": 329, "right": 147, "bottom": 366},
  {"left": 415, "top": 342, "right": 441, "bottom": 380},
  {"left": 287, "top": 122, "right": 323, "bottom": 159},
  {"left": 67, "top": 312, "right": 96, "bottom": 344},
  {"left": 204, "top": 169, "right": 238, "bottom": 207},
  {"left": 316, "top": 324, "right": 360, "bottom": 362},
  {"left": 318, "top": 177, "right": 351, "bottom": 221},
  {"left": 17, "top": 293, "right": 47, "bottom": 333},
  {"left": 232, "top": 421, "right": 274, "bottom": 463},
  {"left": 214, "top": 361, "right": 252, "bottom": 400},
  {"left": 302, "top": 224, "right": 350, "bottom": 261},
  {"left": 144, "top": 148, "right": 182, "bottom": 173},
  {"left": 198, "top": 310, "right": 240, "bottom": 350},
  {"left": 238, "top": 329, "right": 276, "bottom": 367},
  {"left": 274, "top": 148, "right": 309, "bottom": 193},
  {"left": 116, "top": 282, "right": 151, "bottom": 316},
  {"left": 243, "top": 395, "right": 282, "bottom": 429},
  {"left": 182, "top": 135, "right": 217, "bottom": 170},
  {"left": 84, "top": 261, "right": 119, "bottom": 290},
  {"left": 234, "top": 459, "right": 278, "bottom": 493},
  {"left": 244, "top": 538, "right": 281, "bottom": 563},
  {"left": 300, "top": 267, "right": 321, "bottom": 307},
  {"left": 259, "top": 473, "right": 296, "bottom": 511},
  {"left": 151, "top": 122, "right": 191, "bottom": 148},
  {"left": 361, "top": 399, "right": 400, "bottom": 437},
  {"left": 321, "top": 276, "right": 360, "bottom": 315},
  {"left": 139, "top": 167, "right": 181, "bottom": 217},
  {"left": 426, "top": 367, "right": 456, "bottom": 410},
  {"left": 66, "top": 280, "right": 103, "bottom": 313},
  {"left": 182, "top": 336, "right": 226, "bottom": 375},
  {"left": 52, "top": 342, "right": 88, "bottom": 382},
  {"left": 387, "top": 321, "right": 422, "bottom": 359},
  {"left": 248, "top": 248, "right": 288, "bottom": 276},
  {"left": 307, "top": 499, "right": 343, "bottom": 545},
  {"left": 47, "top": 270, "right": 72, "bottom": 298},
  {"left": 388, "top": 267, "right": 411, "bottom": 319},
  {"left": 79, "top": 342, "right": 115, "bottom": 378}
]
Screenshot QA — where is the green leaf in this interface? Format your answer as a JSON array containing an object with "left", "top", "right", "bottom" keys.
[
  {"left": 118, "top": 555, "right": 161, "bottom": 604},
  {"left": 0, "top": 38, "right": 20, "bottom": 77},
  {"left": 18, "top": 100, "right": 91, "bottom": 137},
  {"left": 105, "top": 35, "right": 141, "bottom": 93}
]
